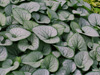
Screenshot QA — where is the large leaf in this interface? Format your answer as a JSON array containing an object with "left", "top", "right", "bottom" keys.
[
  {"left": 18, "top": 2, "right": 40, "bottom": 13},
  {"left": 32, "top": 69, "right": 49, "bottom": 75},
  {"left": 88, "top": 13, "right": 100, "bottom": 26},
  {"left": 12, "top": 8, "right": 31, "bottom": 24},
  {"left": 5, "top": 27, "right": 31, "bottom": 41},
  {"left": 74, "top": 51, "right": 93, "bottom": 71},
  {"left": 68, "top": 33, "right": 87, "bottom": 51},
  {"left": 41, "top": 54, "right": 59, "bottom": 72},
  {"left": 0, "top": 12, "right": 6, "bottom": 26},
  {"left": 82, "top": 26, "right": 99, "bottom": 37},
  {"left": 22, "top": 51, "right": 43, "bottom": 68},
  {"left": 54, "top": 45, "right": 74, "bottom": 58},
  {"left": 0, "top": 47, "right": 7, "bottom": 61},
  {"left": 32, "top": 26, "right": 60, "bottom": 44},
  {"left": 18, "top": 34, "right": 39, "bottom": 51}
]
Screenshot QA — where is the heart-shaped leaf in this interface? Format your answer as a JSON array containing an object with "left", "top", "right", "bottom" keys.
[
  {"left": 5, "top": 27, "right": 31, "bottom": 41},
  {"left": 32, "top": 26, "right": 60, "bottom": 44},
  {"left": 74, "top": 51, "right": 93, "bottom": 71},
  {"left": 12, "top": 8, "right": 31, "bottom": 24},
  {"left": 41, "top": 54, "right": 59, "bottom": 72},
  {"left": 22, "top": 51, "right": 43, "bottom": 68}
]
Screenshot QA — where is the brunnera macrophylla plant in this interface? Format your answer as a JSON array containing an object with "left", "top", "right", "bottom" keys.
[{"left": 0, "top": 0, "right": 100, "bottom": 75}]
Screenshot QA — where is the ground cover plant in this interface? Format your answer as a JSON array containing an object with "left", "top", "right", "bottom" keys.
[{"left": 0, "top": 0, "right": 100, "bottom": 75}]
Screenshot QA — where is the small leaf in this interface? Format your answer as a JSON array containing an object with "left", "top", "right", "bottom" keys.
[{"left": 41, "top": 54, "right": 59, "bottom": 72}]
